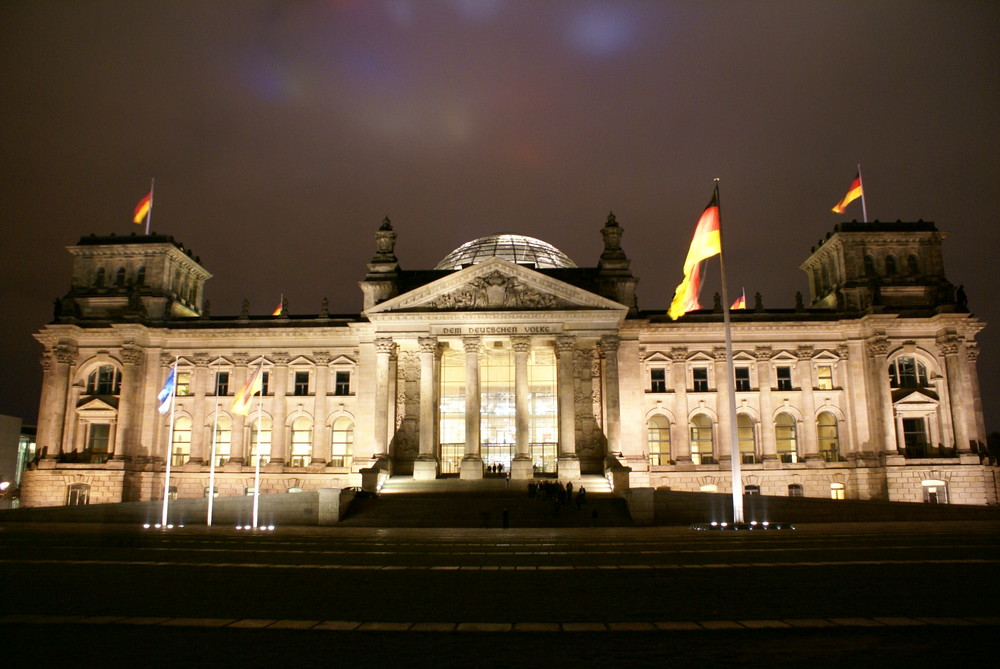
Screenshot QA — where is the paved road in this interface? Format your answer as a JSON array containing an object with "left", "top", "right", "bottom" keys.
[{"left": 2, "top": 521, "right": 998, "bottom": 667}]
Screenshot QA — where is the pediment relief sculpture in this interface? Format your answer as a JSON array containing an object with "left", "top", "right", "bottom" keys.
[{"left": 429, "top": 270, "right": 573, "bottom": 310}]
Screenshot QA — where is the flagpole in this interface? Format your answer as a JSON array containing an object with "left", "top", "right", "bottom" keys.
[
  {"left": 207, "top": 360, "right": 220, "bottom": 527},
  {"left": 252, "top": 367, "right": 263, "bottom": 528},
  {"left": 856, "top": 164, "right": 867, "bottom": 223},
  {"left": 145, "top": 178, "right": 154, "bottom": 235},
  {"left": 160, "top": 356, "right": 178, "bottom": 526},
  {"left": 714, "top": 180, "right": 744, "bottom": 524}
]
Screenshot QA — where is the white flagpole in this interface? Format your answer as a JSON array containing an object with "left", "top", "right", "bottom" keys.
[
  {"left": 857, "top": 163, "right": 868, "bottom": 223},
  {"left": 714, "top": 180, "right": 744, "bottom": 524},
  {"left": 160, "top": 356, "right": 178, "bottom": 526},
  {"left": 207, "top": 360, "right": 221, "bottom": 527},
  {"left": 251, "top": 366, "right": 263, "bottom": 528},
  {"left": 145, "top": 178, "right": 155, "bottom": 236}
]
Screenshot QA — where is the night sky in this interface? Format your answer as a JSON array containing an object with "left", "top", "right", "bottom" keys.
[{"left": 2, "top": 1, "right": 998, "bottom": 429}]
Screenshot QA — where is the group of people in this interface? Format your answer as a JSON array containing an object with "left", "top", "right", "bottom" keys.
[{"left": 528, "top": 479, "right": 587, "bottom": 510}]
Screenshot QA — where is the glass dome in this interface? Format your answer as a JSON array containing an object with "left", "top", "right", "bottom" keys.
[{"left": 435, "top": 233, "right": 577, "bottom": 270}]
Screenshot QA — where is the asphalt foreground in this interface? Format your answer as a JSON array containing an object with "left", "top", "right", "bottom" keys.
[{"left": 1, "top": 521, "right": 998, "bottom": 668}]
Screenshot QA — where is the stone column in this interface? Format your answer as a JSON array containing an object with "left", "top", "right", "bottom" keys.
[
  {"left": 756, "top": 347, "right": 778, "bottom": 465},
  {"left": 188, "top": 352, "right": 209, "bottom": 466},
  {"left": 414, "top": 336, "right": 439, "bottom": 480},
  {"left": 965, "top": 343, "right": 987, "bottom": 450},
  {"left": 113, "top": 345, "right": 144, "bottom": 461},
  {"left": 227, "top": 353, "right": 249, "bottom": 467},
  {"left": 938, "top": 335, "right": 972, "bottom": 454},
  {"left": 373, "top": 337, "right": 394, "bottom": 457},
  {"left": 311, "top": 352, "right": 331, "bottom": 465},
  {"left": 38, "top": 345, "right": 76, "bottom": 460},
  {"left": 867, "top": 336, "right": 897, "bottom": 456},
  {"left": 669, "top": 348, "right": 692, "bottom": 466},
  {"left": 797, "top": 346, "right": 822, "bottom": 465},
  {"left": 511, "top": 336, "right": 533, "bottom": 479},
  {"left": 268, "top": 352, "right": 290, "bottom": 467},
  {"left": 713, "top": 347, "right": 733, "bottom": 464},
  {"left": 461, "top": 336, "right": 483, "bottom": 479},
  {"left": 556, "top": 336, "right": 580, "bottom": 479},
  {"left": 601, "top": 336, "right": 622, "bottom": 457}
]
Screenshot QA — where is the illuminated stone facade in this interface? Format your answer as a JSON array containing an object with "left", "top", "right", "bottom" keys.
[{"left": 21, "top": 218, "right": 998, "bottom": 508}]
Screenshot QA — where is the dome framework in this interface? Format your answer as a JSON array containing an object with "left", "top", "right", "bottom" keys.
[{"left": 435, "top": 233, "right": 577, "bottom": 270}]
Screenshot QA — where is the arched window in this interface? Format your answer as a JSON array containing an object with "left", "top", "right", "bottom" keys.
[
  {"left": 172, "top": 416, "right": 192, "bottom": 466},
  {"left": 289, "top": 416, "right": 313, "bottom": 467},
  {"left": 885, "top": 255, "right": 897, "bottom": 275},
  {"left": 136, "top": 266, "right": 146, "bottom": 286},
  {"left": 888, "top": 356, "right": 928, "bottom": 388},
  {"left": 788, "top": 483, "right": 804, "bottom": 497},
  {"left": 863, "top": 255, "right": 875, "bottom": 277},
  {"left": 330, "top": 416, "right": 354, "bottom": 467},
  {"left": 249, "top": 416, "right": 272, "bottom": 467},
  {"left": 817, "top": 412, "right": 840, "bottom": 462},
  {"left": 86, "top": 365, "right": 121, "bottom": 395},
  {"left": 775, "top": 413, "right": 798, "bottom": 463},
  {"left": 690, "top": 414, "right": 714, "bottom": 465},
  {"left": 907, "top": 254, "right": 919, "bottom": 275},
  {"left": 744, "top": 484, "right": 761, "bottom": 495},
  {"left": 95, "top": 267, "right": 105, "bottom": 287},
  {"left": 647, "top": 415, "right": 671, "bottom": 465},
  {"left": 737, "top": 414, "right": 756, "bottom": 464},
  {"left": 115, "top": 267, "right": 126, "bottom": 286},
  {"left": 211, "top": 415, "right": 231, "bottom": 466}
]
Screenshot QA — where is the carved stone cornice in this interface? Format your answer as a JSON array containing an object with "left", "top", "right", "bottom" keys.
[
  {"left": 430, "top": 269, "right": 570, "bottom": 310},
  {"left": 669, "top": 346, "right": 688, "bottom": 362},
  {"left": 966, "top": 342, "right": 980, "bottom": 362},
  {"left": 754, "top": 346, "right": 773, "bottom": 362},
  {"left": 313, "top": 351, "right": 332, "bottom": 365},
  {"left": 796, "top": 345, "right": 815, "bottom": 361},
  {"left": 193, "top": 352, "right": 209, "bottom": 367},
  {"left": 232, "top": 352, "right": 250, "bottom": 366}
]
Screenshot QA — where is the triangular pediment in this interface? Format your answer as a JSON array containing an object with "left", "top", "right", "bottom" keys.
[
  {"left": 366, "top": 257, "right": 626, "bottom": 315},
  {"left": 76, "top": 397, "right": 119, "bottom": 413},
  {"left": 892, "top": 387, "right": 940, "bottom": 404}
]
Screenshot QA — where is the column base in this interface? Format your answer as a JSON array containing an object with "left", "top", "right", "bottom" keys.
[
  {"left": 511, "top": 456, "right": 533, "bottom": 480},
  {"left": 557, "top": 456, "right": 581, "bottom": 481},
  {"left": 413, "top": 458, "right": 439, "bottom": 480},
  {"left": 460, "top": 455, "right": 483, "bottom": 480}
]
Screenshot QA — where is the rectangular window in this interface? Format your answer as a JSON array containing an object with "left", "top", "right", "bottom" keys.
[
  {"left": 215, "top": 371, "right": 230, "bottom": 396},
  {"left": 692, "top": 367, "right": 709, "bottom": 392},
  {"left": 902, "top": 417, "right": 929, "bottom": 458},
  {"left": 734, "top": 367, "right": 751, "bottom": 392},
  {"left": 261, "top": 371, "right": 270, "bottom": 396},
  {"left": 334, "top": 371, "right": 351, "bottom": 396},
  {"left": 88, "top": 424, "right": 110, "bottom": 454},
  {"left": 649, "top": 368, "right": 666, "bottom": 393},
  {"left": 293, "top": 371, "right": 310, "bottom": 396},
  {"left": 816, "top": 365, "right": 833, "bottom": 390},
  {"left": 176, "top": 372, "right": 192, "bottom": 396},
  {"left": 775, "top": 366, "right": 793, "bottom": 391}
]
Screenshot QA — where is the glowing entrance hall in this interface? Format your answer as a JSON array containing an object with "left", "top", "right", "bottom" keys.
[{"left": 439, "top": 339, "right": 559, "bottom": 477}]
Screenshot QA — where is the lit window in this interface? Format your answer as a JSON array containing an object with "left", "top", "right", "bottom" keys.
[
  {"left": 289, "top": 416, "right": 313, "bottom": 466},
  {"left": 172, "top": 416, "right": 192, "bottom": 466},
  {"left": 775, "top": 413, "right": 798, "bottom": 463},
  {"left": 249, "top": 417, "right": 271, "bottom": 466},
  {"left": 734, "top": 367, "right": 750, "bottom": 392},
  {"left": 86, "top": 423, "right": 111, "bottom": 463},
  {"left": 649, "top": 368, "right": 666, "bottom": 393},
  {"left": 293, "top": 371, "right": 310, "bottom": 396},
  {"left": 744, "top": 484, "right": 761, "bottom": 495},
  {"left": 211, "top": 415, "right": 231, "bottom": 466},
  {"left": 901, "top": 417, "right": 930, "bottom": 458},
  {"left": 330, "top": 416, "right": 354, "bottom": 467},
  {"left": 334, "top": 371, "right": 351, "bottom": 396},
  {"left": 692, "top": 367, "right": 709, "bottom": 392},
  {"left": 67, "top": 483, "right": 90, "bottom": 506},
  {"left": 816, "top": 365, "right": 833, "bottom": 390},
  {"left": 690, "top": 414, "right": 714, "bottom": 464},
  {"left": 86, "top": 365, "right": 121, "bottom": 395},
  {"left": 830, "top": 482, "right": 845, "bottom": 500},
  {"left": 818, "top": 412, "right": 840, "bottom": 462},
  {"left": 922, "top": 479, "right": 948, "bottom": 504},
  {"left": 647, "top": 415, "right": 671, "bottom": 465},
  {"left": 737, "top": 414, "right": 756, "bottom": 464},
  {"left": 889, "top": 357, "right": 928, "bottom": 388},
  {"left": 175, "top": 372, "right": 191, "bottom": 396},
  {"left": 775, "top": 366, "right": 793, "bottom": 391},
  {"left": 699, "top": 484, "right": 718, "bottom": 493}
]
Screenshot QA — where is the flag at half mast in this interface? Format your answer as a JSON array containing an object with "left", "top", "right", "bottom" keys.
[
  {"left": 668, "top": 190, "right": 722, "bottom": 320},
  {"left": 231, "top": 364, "right": 264, "bottom": 416},
  {"left": 832, "top": 172, "right": 863, "bottom": 214}
]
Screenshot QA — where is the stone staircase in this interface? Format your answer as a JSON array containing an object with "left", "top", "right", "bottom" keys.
[{"left": 339, "top": 475, "right": 631, "bottom": 528}]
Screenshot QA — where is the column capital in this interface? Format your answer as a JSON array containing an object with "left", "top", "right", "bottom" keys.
[
  {"left": 40, "top": 353, "right": 53, "bottom": 372},
  {"left": 511, "top": 336, "right": 531, "bottom": 354},
  {"left": 272, "top": 351, "right": 291, "bottom": 366},
  {"left": 936, "top": 334, "right": 961, "bottom": 356},
  {"left": 754, "top": 345, "right": 773, "bottom": 361},
  {"left": 796, "top": 345, "right": 815, "bottom": 361},
  {"left": 160, "top": 351, "right": 175, "bottom": 367},
  {"left": 313, "top": 351, "right": 332, "bottom": 365},
  {"left": 193, "top": 352, "right": 210, "bottom": 367},
  {"left": 867, "top": 336, "right": 890, "bottom": 357},
  {"left": 232, "top": 351, "right": 250, "bottom": 366},
  {"left": 120, "top": 345, "right": 143, "bottom": 366},
  {"left": 555, "top": 335, "right": 575, "bottom": 354},
  {"left": 462, "top": 336, "right": 481, "bottom": 354},
  {"left": 966, "top": 342, "right": 980, "bottom": 362},
  {"left": 375, "top": 336, "right": 395, "bottom": 355},
  {"left": 836, "top": 343, "right": 850, "bottom": 359},
  {"left": 669, "top": 346, "right": 688, "bottom": 362},
  {"left": 418, "top": 336, "right": 438, "bottom": 354},
  {"left": 600, "top": 335, "right": 620, "bottom": 353},
  {"left": 55, "top": 344, "right": 78, "bottom": 365},
  {"left": 712, "top": 346, "right": 727, "bottom": 362}
]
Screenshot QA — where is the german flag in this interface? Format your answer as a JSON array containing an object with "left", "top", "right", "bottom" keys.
[
  {"left": 668, "top": 189, "right": 722, "bottom": 320},
  {"left": 832, "top": 172, "right": 863, "bottom": 214},
  {"left": 132, "top": 191, "right": 152, "bottom": 223}
]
